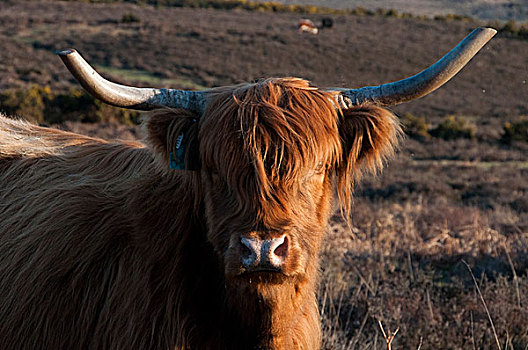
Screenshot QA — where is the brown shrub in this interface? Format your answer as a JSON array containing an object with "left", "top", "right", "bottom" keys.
[{"left": 430, "top": 116, "right": 475, "bottom": 140}]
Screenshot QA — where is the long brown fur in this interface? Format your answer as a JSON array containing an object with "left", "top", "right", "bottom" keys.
[{"left": 0, "top": 78, "right": 401, "bottom": 350}]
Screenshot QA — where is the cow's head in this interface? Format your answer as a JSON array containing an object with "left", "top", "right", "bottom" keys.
[
  {"left": 56, "top": 28, "right": 496, "bottom": 291},
  {"left": 142, "top": 78, "right": 399, "bottom": 288}
]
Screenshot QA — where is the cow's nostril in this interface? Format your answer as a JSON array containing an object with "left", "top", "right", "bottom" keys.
[
  {"left": 272, "top": 235, "right": 288, "bottom": 259},
  {"left": 240, "top": 240, "right": 253, "bottom": 257},
  {"left": 240, "top": 236, "right": 260, "bottom": 268},
  {"left": 266, "top": 234, "right": 287, "bottom": 268}
]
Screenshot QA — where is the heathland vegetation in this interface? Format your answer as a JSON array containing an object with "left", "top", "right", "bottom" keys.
[
  {"left": 1, "top": 1, "right": 527, "bottom": 348},
  {"left": 18, "top": 0, "right": 528, "bottom": 38}
]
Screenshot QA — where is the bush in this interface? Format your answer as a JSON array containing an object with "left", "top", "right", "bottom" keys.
[
  {"left": 434, "top": 13, "right": 472, "bottom": 22},
  {"left": 500, "top": 118, "right": 528, "bottom": 144},
  {"left": 0, "top": 86, "right": 140, "bottom": 125},
  {"left": 0, "top": 85, "right": 50, "bottom": 123},
  {"left": 401, "top": 113, "right": 430, "bottom": 140},
  {"left": 430, "top": 116, "right": 475, "bottom": 140},
  {"left": 503, "top": 19, "right": 518, "bottom": 33},
  {"left": 351, "top": 6, "right": 368, "bottom": 16},
  {"left": 375, "top": 8, "right": 401, "bottom": 18},
  {"left": 496, "top": 20, "right": 528, "bottom": 40},
  {"left": 122, "top": 13, "right": 141, "bottom": 23}
]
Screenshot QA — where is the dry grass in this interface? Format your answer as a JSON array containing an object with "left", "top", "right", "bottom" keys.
[{"left": 319, "top": 185, "right": 528, "bottom": 348}]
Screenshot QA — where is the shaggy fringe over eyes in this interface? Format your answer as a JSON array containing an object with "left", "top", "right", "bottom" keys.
[
  {"left": 337, "top": 104, "right": 403, "bottom": 216},
  {"left": 144, "top": 81, "right": 401, "bottom": 218},
  {"left": 202, "top": 78, "right": 341, "bottom": 201}
]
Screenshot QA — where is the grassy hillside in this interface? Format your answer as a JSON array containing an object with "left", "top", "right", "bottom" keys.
[
  {"left": 1, "top": 1, "right": 527, "bottom": 348},
  {"left": 0, "top": 1, "right": 527, "bottom": 119}
]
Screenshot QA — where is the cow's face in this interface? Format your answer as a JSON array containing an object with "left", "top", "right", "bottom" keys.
[
  {"left": 199, "top": 79, "right": 341, "bottom": 285},
  {"left": 146, "top": 78, "right": 401, "bottom": 289}
]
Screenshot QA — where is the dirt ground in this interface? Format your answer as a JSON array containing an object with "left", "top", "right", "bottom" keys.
[{"left": 1, "top": 1, "right": 528, "bottom": 348}]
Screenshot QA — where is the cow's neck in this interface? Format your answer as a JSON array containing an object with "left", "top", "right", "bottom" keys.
[
  {"left": 223, "top": 270, "right": 320, "bottom": 349},
  {"left": 175, "top": 222, "right": 320, "bottom": 349}
]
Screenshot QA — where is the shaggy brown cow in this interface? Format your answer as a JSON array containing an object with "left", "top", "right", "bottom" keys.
[{"left": 0, "top": 28, "right": 495, "bottom": 350}]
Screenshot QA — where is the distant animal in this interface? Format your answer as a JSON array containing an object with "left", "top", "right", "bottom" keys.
[
  {"left": 0, "top": 28, "right": 495, "bottom": 350},
  {"left": 298, "top": 17, "right": 333, "bottom": 34}
]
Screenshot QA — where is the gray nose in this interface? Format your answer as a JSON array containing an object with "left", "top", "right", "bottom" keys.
[{"left": 240, "top": 234, "right": 288, "bottom": 271}]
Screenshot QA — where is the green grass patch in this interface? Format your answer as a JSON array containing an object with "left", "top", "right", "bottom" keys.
[
  {"left": 12, "top": 25, "right": 52, "bottom": 46},
  {"left": 95, "top": 65, "right": 207, "bottom": 90}
]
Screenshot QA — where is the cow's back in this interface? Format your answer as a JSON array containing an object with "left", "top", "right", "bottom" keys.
[{"left": 0, "top": 115, "right": 149, "bottom": 242}]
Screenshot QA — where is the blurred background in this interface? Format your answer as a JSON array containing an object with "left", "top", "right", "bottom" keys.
[{"left": 1, "top": 0, "right": 527, "bottom": 348}]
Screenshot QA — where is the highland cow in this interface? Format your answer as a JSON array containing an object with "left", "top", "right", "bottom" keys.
[{"left": 0, "top": 28, "right": 495, "bottom": 349}]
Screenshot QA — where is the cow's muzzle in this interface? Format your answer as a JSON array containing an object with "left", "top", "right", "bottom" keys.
[{"left": 240, "top": 234, "right": 288, "bottom": 272}]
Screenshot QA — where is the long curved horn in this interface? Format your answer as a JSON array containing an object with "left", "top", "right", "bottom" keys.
[
  {"left": 330, "top": 27, "right": 496, "bottom": 108},
  {"left": 57, "top": 49, "right": 208, "bottom": 114},
  {"left": 59, "top": 27, "right": 495, "bottom": 113}
]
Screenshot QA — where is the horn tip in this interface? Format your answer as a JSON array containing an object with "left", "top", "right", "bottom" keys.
[
  {"left": 56, "top": 49, "right": 77, "bottom": 56},
  {"left": 477, "top": 27, "right": 497, "bottom": 36}
]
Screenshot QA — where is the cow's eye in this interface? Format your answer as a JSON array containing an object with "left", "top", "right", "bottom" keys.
[
  {"left": 303, "top": 162, "right": 326, "bottom": 183},
  {"left": 314, "top": 161, "right": 325, "bottom": 174}
]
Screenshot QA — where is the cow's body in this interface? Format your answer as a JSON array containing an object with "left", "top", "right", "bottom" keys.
[
  {"left": 1, "top": 117, "right": 198, "bottom": 349},
  {"left": 0, "top": 79, "right": 400, "bottom": 349}
]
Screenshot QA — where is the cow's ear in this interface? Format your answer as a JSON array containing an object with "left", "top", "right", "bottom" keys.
[
  {"left": 336, "top": 104, "right": 402, "bottom": 207},
  {"left": 145, "top": 108, "right": 200, "bottom": 171}
]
